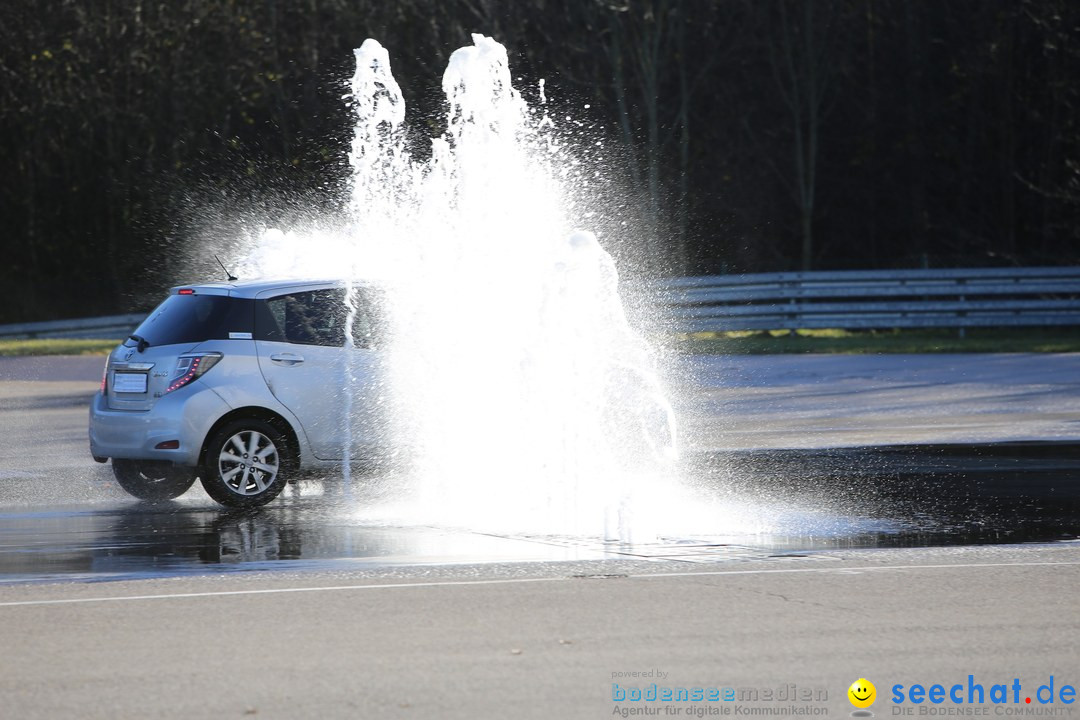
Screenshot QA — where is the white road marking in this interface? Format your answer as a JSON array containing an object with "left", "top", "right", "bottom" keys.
[{"left": 0, "top": 559, "right": 1077, "bottom": 608}]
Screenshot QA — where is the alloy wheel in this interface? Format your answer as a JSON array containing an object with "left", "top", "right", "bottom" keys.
[{"left": 217, "top": 430, "right": 280, "bottom": 496}]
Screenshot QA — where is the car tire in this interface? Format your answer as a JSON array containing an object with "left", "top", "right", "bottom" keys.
[
  {"left": 112, "top": 459, "right": 197, "bottom": 501},
  {"left": 201, "top": 419, "right": 290, "bottom": 508}
]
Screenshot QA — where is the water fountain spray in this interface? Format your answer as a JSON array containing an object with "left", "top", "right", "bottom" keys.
[{"left": 245, "top": 35, "right": 679, "bottom": 540}]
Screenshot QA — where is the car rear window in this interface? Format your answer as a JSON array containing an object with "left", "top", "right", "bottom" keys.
[{"left": 127, "top": 294, "right": 254, "bottom": 348}]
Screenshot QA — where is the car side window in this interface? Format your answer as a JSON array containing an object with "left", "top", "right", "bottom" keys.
[
  {"left": 348, "top": 289, "right": 383, "bottom": 350},
  {"left": 259, "top": 289, "right": 381, "bottom": 349}
]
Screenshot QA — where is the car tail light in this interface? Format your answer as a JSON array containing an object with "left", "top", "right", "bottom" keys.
[
  {"left": 100, "top": 358, "right": 108, "bottom": 395},
  {"left": 165, "top": 353, "right": 223, "bottom": 394}
]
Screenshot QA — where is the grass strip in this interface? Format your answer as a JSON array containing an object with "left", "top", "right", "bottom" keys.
[
  {"left": 4, "top": 328, "right": 1080, "bottom": 357},
  {"left": 670, "top": 327, "right": 1080, "bottom": 354},
  {"left": 0, "top": 339, "right": 120, "bottom": 356}
]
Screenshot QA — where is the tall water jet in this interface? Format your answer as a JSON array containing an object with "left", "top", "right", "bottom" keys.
[{"left": 244, "top": 35, "right": 679, "bottom": 539}]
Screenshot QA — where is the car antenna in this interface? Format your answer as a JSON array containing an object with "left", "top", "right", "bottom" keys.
[{"left": 214, "top": 255, "right": 238, "bottom": 282}]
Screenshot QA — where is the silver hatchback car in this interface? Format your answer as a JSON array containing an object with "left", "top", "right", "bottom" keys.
[{"left": 89, "top": 279, "right": 387, "bottom": 507}]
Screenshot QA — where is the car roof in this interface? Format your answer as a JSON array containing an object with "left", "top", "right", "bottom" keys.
[{"left": 170, "top": 278, "right": 378, "bottom": 299}]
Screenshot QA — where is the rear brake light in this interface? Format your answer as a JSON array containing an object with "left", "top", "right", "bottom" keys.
[
  {"left": 178, "top": 288, "right": 195, "bottom": 295},
  {"left": 100, "top": 358, "right": 108, "bottom": 395},
  {"left": 165, "top": 353, "right": 223, "bottom": 394}
]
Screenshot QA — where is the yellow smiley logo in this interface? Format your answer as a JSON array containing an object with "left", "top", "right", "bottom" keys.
[{"left": 848, "top": 678, "right": 876, "bottom": 709}]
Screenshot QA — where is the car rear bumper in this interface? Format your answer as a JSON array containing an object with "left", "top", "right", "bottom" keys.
[{"left": 88, "top": 385, "right": 232, "bottom": 467}]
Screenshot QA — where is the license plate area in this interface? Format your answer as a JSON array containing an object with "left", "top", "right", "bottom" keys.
[{"left": 113, "top": 372, "right": 148, "bottom": 394}]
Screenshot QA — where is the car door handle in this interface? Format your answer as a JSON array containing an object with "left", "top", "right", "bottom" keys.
[{"left": 269, "top": 353, "right": 305, "bottom": 366}]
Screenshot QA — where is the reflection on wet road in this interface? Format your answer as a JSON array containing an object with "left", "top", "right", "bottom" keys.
[
  {"left": 2, "top": 443, "right": 1078, "bottom": 584},
  {"left": 0, "top": 497, "right": 633, "bottom": 584}
]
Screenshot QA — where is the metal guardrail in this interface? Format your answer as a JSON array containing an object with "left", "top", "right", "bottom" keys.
[
  {"left": 0, "top": 313, "right": 147, "bottom": 340},
  {"left": 3, "top": 267, "right": 1079, "bottom": 339},
  {"left": 656, "top": 266, "right": 1080, "bottom": 332}
]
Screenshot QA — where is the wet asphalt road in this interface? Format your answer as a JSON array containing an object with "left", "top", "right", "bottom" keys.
[{"left": 1, "top": 354, "right": 1079, "bottom": 719}]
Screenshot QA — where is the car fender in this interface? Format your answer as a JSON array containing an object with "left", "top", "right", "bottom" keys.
[{"left": 196, "top": 349, "right": 317, "bottom": 469}]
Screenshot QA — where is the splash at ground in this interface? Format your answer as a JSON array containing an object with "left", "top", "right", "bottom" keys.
[{"left": 238, "top": 35, "right": 696, "bottom": 540}]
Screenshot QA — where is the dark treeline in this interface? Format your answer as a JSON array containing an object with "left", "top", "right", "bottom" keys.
[{"left": 2, "top": 0, "right": 1079, "bottom": 322}]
